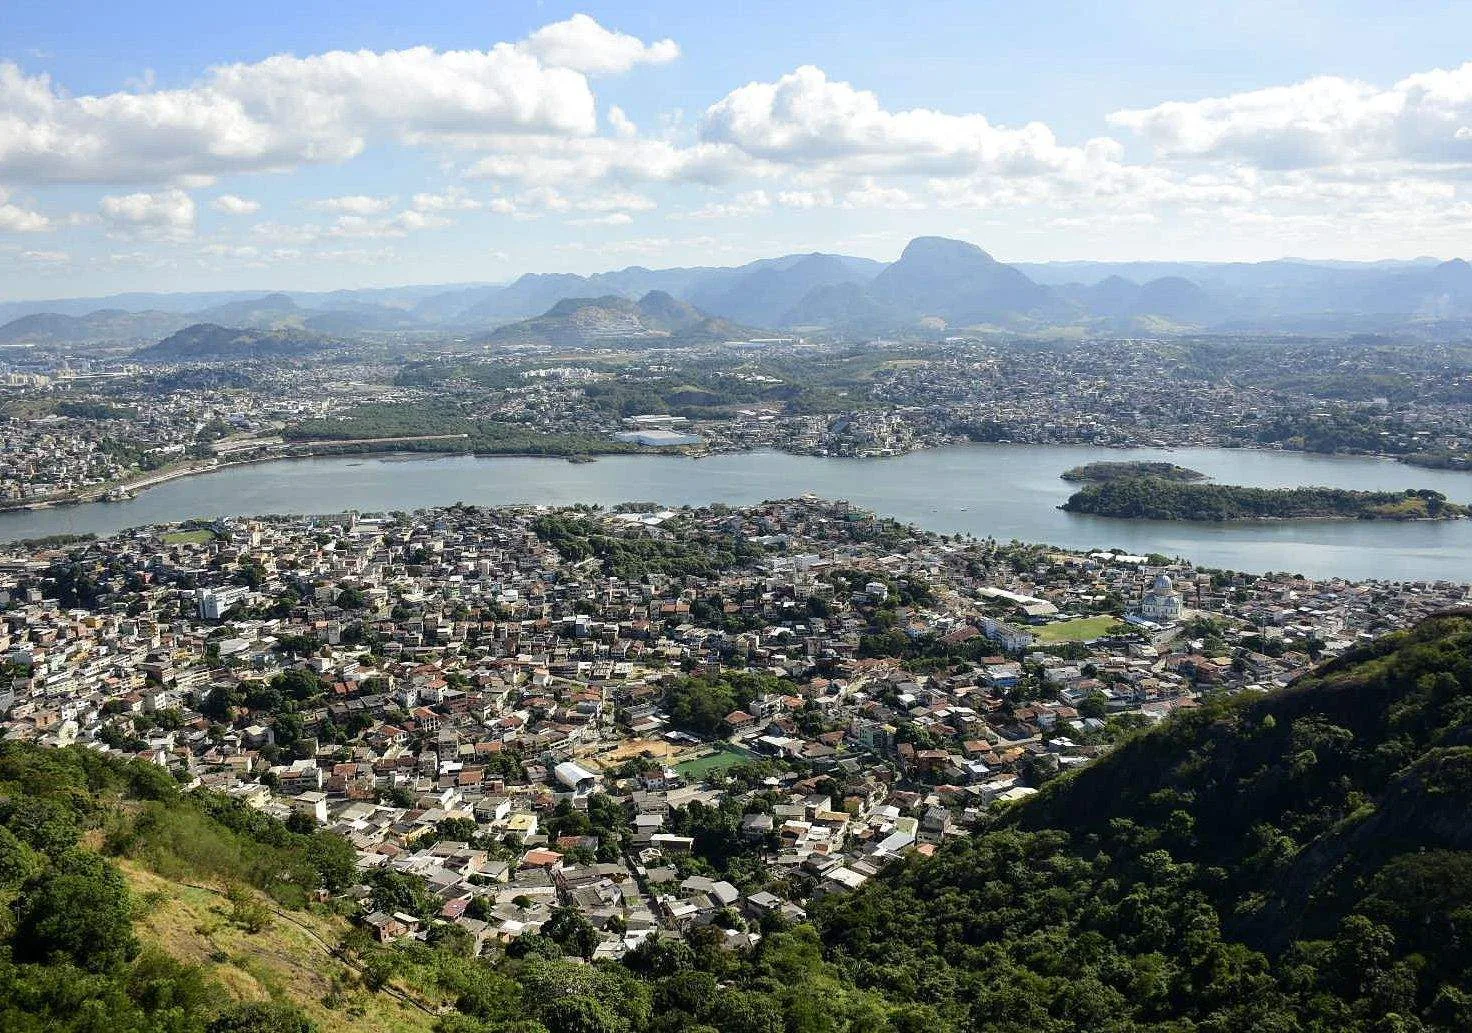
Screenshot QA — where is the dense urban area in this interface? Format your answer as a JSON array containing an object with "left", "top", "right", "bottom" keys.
[{"left": 3, "top": 493, "right": 1472, "bottom": 1030}]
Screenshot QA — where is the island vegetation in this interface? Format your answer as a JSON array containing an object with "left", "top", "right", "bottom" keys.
[
  {"left": 1062, "top": 476, "right": 1468, "bottom": 521},
  {"left": 1060, "top": 460, "right": 1207, "bottom": 483}
]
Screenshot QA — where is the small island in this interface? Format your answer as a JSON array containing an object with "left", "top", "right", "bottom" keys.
[
  {"left": 1061, "top": 460, "right": 1207, "bottom": 483},
  {"left": 1061, "top": 477, "right": 1469, "bottom": 521}
]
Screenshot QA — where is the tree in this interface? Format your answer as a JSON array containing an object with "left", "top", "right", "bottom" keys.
[
  {"left": 305, "top": 831, "right": 358, "bottom": 892},
  {"left": 202, "top": 683, "right": 244, "bottom": 721},
  {"left": 336, "top": 586, "right": 367, "bottom": 610},
  {"left": 0, "top": 824, "right": 42, "bottom": 889},
  {"left": 207, "top": 1001, "right": 317, "bottom": 1033},
  {"left": 367, "top": 867, "right": 436, "bottom": 919},
  {"left": 13, "top": 850, "right": 139, "bottom": 973},
  {"left": 541, "top": 997, "right": 626, "bottom": 1033},
  {"left": 1078, "top": 692, "right": 1110, "bottom": 720},
  {"left": 1, "top": 795, "right": 81, "bottom": 856},
  {"left": 436, "top": 816, "right": 481, "bottom": 843},
  {"left": 627, "top": 934, "right": 696, "bottom": 978},
  {"left": 227, "top": 884, "right": 272, "bottom": 934},
  {"left": 543, "top": 906, "right": 600, "bottom": 961}
]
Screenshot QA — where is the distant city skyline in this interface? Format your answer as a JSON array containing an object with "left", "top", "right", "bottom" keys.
[{"left": 3, "top": 0, "right": 1472, "bottom": 299}]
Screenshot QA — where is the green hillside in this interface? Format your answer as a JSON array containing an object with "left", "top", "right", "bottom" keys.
[
  {"left": 817, "top": 610, "right": 1472, "bottom": 1031},
  {"left": 0, "top": 741, "right": 423, "bottom": 1032}
]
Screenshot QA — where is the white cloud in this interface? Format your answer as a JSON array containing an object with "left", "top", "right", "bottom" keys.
[
  {"left": 199, "top": 242, "right": 261, "bottom": 258},
  {"left": 464, "top": 134, "right": 750, "bottom": 186},
  {"left": 311, "top": 194, "right": 395, "bottom": 215},
  {"left": 476, "top": 186, "right": 659, "bottom": 218},
  {"left": 99, "top": 188, "right": 195, "bottom": 240},
  {"left": 0, "top": 17, "right": 681, "bottom": 188},
  {"left": 567, "top": 211, "right": 634, "bottom": 227},
  {"left": 0, "top": 32, "right": 625, "bottom": 184},
  {"left": 700, "top": 65, "right": 1113, "bottom": 182},
  {"left": 520, "top": 14, "right": 678, "bottom": 75},
  {"left": 250, "top": 206, "right": 453, "bottom": 244},
  {"left": 327, "top": 209, "right": 451, "bottom": 238},
  {"left": 211, "top": 193, "right": 259, "bottom": 214},
  {"left": 680, "top": 190, "right": 772, "bottom": 219},
  {"left": 0, "top": 188, "right": 50, "bottom": 231},
  {"left": 1109, "top": 62, "right": 1472, "bottom": 169},
  {"left": 250, "top": 220, "right": 324, "bottom": 246},
  {"left": 607, "top": 105, "right": 638, "bottom": 138},
  {"left": 683, "top": 182, "right": 918, "bottom": 217},
  {"left": 411, "top": 187, "right": 485, "bottom": 212},
  {"left": 18, "top": 248, "right": 67, "bottom": 264}
]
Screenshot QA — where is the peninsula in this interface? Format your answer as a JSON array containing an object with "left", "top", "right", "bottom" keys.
[{"left": 1061, "top": 478, "right": 1469, "bottom": 521}]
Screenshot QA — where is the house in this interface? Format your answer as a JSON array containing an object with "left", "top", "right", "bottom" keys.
[
  {"left": 363, "top": 911, "right": 417, "bottom": 943},
  {"left": 724, "top": 710, "right": 757, "bottom": 733}
]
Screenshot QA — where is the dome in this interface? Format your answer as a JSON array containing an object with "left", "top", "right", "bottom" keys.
[{"left": 1151, "top": 573, "right": 1174, "bottom": 594}]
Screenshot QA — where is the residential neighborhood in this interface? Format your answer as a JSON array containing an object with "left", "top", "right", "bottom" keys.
[{"left": 3, "top": 497, "right": 1465, "bottom": 960}]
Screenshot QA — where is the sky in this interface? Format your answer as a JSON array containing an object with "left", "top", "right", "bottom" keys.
[{"left": 3, "top": 0, "right": 1472, "bottom": 300}]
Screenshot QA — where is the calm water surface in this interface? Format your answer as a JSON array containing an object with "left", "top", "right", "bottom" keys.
[{"left": 5, "top": 445, "right": 1472, "bottom": 582}]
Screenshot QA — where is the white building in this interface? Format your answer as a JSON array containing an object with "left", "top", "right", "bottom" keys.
[
  {"left": 1137, "top": 573, "right": 1184, "bottom": 623},
  {"left": 554, "top": 761, "right": 598, "bottom": 794},
  {"left": 198, "top": 586, "right": 250, "bottom": 620}
]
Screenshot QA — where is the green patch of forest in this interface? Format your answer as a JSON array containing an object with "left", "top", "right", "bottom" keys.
[
  {"left": 1060, "top": 460, "right": 1207, "bottom": 483},
  {"left": 1062, "top": 477, "right": 1468, "bottom": 521},
  {"left": 530, "top": 514, "right": 764, "bottom": 580}
]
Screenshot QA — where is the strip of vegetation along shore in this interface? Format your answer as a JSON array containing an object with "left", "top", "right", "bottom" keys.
[{"left": 1061, "top": 476, "right": 1469, "bottom": 521}]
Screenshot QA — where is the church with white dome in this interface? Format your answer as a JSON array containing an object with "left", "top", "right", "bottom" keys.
[{"left": 1136, "top": 572, "right": 1184, "bottom": 623}]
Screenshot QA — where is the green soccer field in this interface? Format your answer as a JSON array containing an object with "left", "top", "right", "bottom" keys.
[
  {"left": 674, "top": 744, "right": 755, "bottom": 777},
  {"left": 1034, "top": 615, "right": 1124, "bottom": 643}
]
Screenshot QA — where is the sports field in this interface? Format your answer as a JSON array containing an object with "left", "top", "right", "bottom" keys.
[
  {"left": 673, "top": 743, "right": 754, "bottom": 777},
  {"left": 1034, "top": 615, "right": 1125, "bottom": 643}
]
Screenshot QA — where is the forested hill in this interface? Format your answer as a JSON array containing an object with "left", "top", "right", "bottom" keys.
[
  {"left": 816, "top": 611, "right": 1472, "bottom": 1032},
  {"left": 1062, "top": 477, "right": 1469, "bottom": 520}
]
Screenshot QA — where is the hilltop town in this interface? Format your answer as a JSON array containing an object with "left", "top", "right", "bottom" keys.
[{"left": 2, "top": 497, "right": 1466, "bottom": 959}]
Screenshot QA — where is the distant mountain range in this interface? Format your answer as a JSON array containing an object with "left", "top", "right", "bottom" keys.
[
  {"left": 6, "top": 238, "right": 1472, "bottom": 345},
  {"left": 0, "top": 309, "right": 195, "bottom": 346}
]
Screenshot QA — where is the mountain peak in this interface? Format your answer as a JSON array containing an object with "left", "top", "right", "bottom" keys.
[
  {"left": 868, "top": 235, "right": 1054, "bottom": 324},
  {"left": 897, "top": 236, "right": 997, "bottom": 265}
]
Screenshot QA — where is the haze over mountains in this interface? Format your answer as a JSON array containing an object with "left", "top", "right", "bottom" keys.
[{"left": 5, "top": 236, "right": 1472, "bottom": 347}]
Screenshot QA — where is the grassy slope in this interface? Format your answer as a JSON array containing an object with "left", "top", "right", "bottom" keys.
[{"left": 121, "top": 862, "right": 442, "bottom": 1033}]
